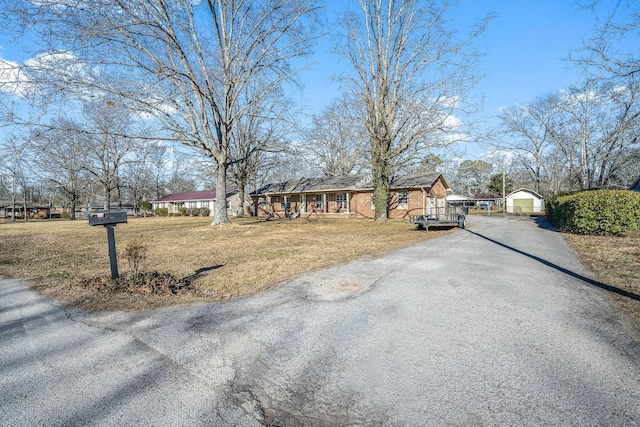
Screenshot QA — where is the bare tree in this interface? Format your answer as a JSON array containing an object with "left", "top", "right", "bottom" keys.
[
  {"left": 454, "top": 159, "right": 494, "bottom": 197},
  {"left": 576, "top": 0, "right": 639, "bottom": 79},
  {"left": 303, "top": 95, "right": 368, "bottom": 177},
  {"left": 337, "top": 0, "right": 492, "bottom": 220},
  {"left": 228, "top": 84, "right": 295, "bottom": 216},
  {"left": 0, "top": 137, "right": 30, "bottom": 221},
  {"left": 121, "top": 142, "right": 161, "bottom": 217},
  {"left": 143, "top": 142, "right": 170, "bottom": 200},
  {"left": 29, "top": 117, "right": 90, "bottom": 219},
  {"left": 163, "top": 151, "right": 201, "bottom": 195},
  {"left": 497, "top": 94, "right": 564, "bottom": 193},
  {"left": 559, "top": 79, "right": 640, "bottom": 189},
  {"left": 76, "top": 99, "right": 142, "bottom": 208},
  {"left": 1, "top": 0, "right": 321, "bottom": 225}
]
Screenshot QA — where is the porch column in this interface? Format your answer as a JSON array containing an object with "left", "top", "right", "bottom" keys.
[
  {"left": 323, "top": 194, "right": 327, "bottom": 213},
  {"left": 346, "top": 193, "right": 350, "bottom": 213}
]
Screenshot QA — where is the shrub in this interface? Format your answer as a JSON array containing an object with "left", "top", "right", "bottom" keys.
[
  {"left": 139, "top": 200, "right": 152, "bottom": 212},
  {"left": 189, "top": 207, "right": 202, "bottom": 216},
  {"left": 154, "top": 208, "right": 168, "bottom": 217},
  {"left": 123, "top": 238, "right": 148, "bottom": 275},
  {"left": 178, "top": 207, "right": 188, "bottom": 216},
  {"left": 546, "top": 190, "right": 640, "bottom": 235},
  {"left": 200, "top": 208, "right": 210, "bottom": 217}
]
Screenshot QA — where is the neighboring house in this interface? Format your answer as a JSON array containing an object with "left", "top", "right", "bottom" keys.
[
  {"left": 630, "top": 176, "right": 640, "bottom": 192},
  {"left": 151, "top": 189, "right": 245, "bottom": 217},
  {"left": 0, "top": 200, "right": 50, "bottom": 219},
  {"left": 86, "top": 202, "right": 137, "bottom": 216},
  {"left": 446, "top": 193, "right": 475, "bottom": 208},
  {"left": 505, "top": 189, "right": 544, "bottom": 213},
  {"left": 251, "top": 172, "right": 449, "bottom": 219}
]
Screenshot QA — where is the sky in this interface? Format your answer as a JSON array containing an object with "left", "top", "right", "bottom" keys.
[{"left": 0, "top": 0, "right": 630, "bottom": 159}]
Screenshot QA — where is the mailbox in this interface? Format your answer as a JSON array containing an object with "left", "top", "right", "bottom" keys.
[
  {"left": 87, "top": 210, "right": 128, "bottom": 226},
  {"left": 87, "top": 209, "right": 128, "bottom": 279}
]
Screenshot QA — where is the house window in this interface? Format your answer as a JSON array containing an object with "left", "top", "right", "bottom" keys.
[
  {"left": 188, "top": 201, "right": 197, "bottom": 208},
  {"left": 314, "top": 194, "right": 323, "bottom": 210},
  {"left": 282, "top": 196, "right": 291, "bottom": 212},
  {"left": 336, "top": 193, "right": 347, "bottom": 211},
  {"left": 397, "top": 191, "right": 408, "bottom": 209}
]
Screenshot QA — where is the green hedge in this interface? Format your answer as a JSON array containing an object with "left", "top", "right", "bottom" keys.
[
  {"left": 546, "top": 190, "right": 640, "bottom": 235},
  {"left": 154, "top": 208, "right": 168, "bottom": 217}
]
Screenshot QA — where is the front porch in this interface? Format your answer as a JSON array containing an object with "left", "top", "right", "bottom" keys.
[{"left": 255, "top": 192, "right": 353, "bottom": 217}]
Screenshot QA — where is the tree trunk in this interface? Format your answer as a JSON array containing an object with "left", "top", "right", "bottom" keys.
[
  {"left": 10, "top": 195, "right": 16, "bottom": 221},
  {"left": 372, "top": 152, "right": 389, "bottom": 222},
  {"left": 23, "top": 193, "right": 28, "bottom": 222},
  {"left": 70, "top": 196, "right": 77, "bottom": 220},
  {"left": 237, "top": 178, "right": 247, "bottom": 217},
  {"left": 103, "top": 182, "right": 112, "bottom": 210},
  {"left": 212, "top": 162, "right": 231, "bottom": 226}
]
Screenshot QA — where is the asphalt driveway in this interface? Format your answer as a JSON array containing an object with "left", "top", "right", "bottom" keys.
[{"left": 2, "top": 215, "right": 640, "bottom": 426}]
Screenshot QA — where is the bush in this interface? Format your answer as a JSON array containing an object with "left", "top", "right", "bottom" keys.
[
  {"left": 189, "top": 208, "right": 202, "bottom": 216},
  {"left": 154, "top": 208, "right": 168, "bottom": 217},
  {"left": 200, "top": 208, "right": 210, "bottom": 217},
  {"left": 178, "top": 207, "right": 188, "bottom": 216},
  {"left": 546, "top": 190, "right": 640, "bottom": 235},
  {"left": 123, "top": 239, "right": 148, "bottom": 275}
]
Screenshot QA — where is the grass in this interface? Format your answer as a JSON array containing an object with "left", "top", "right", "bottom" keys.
[
  {"left": 0, "top": 216, "right": 454, "bottom": 311},
  {"left": 563, "top": 231, "right": 640, "bottom": 326}
]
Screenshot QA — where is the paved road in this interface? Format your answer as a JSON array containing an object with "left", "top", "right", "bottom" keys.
[{"left": 2, "top": 215, "right": 640, "bottom": 426}]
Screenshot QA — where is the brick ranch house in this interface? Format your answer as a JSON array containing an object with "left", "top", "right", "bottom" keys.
[
  {"left": 151, "top": 189, "right": 247, "bottom": 217},
  {"left": 250, "top": 172, "right": 449, "bottom": 219},
  {"left": 0, "top": 200, "right": 50, "bottom": 219}
]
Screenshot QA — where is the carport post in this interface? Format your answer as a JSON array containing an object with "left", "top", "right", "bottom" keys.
[{"left": 105, "top": 224, "right": 119, "bottom": 280}]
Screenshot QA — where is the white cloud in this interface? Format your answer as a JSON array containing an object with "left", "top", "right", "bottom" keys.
[
  {"left": 1, "top": 51, "right": 86, "bottom": 98},
  {"left": 0, "top": 57, "right": 30, "bottom": 97},
  {"left": 442, "top": 114, "right": 463, "bottom": 128},
  {"left": 479, "top": 149, "right": 521, "bottom": 166},
  {"left": 24, "top": 50, "right": 86, "bottom": 78}
]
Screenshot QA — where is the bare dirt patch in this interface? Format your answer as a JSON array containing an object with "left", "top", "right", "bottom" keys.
[{"left": 0, "top": 216, "right": 452, "bottom": 311}]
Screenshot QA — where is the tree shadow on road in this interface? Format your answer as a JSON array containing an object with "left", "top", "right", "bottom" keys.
[{"left": 466, "top": 229, "right": 640, "bottom": 302}]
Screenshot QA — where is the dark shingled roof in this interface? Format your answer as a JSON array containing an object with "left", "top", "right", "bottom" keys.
[
  {"left": 0, "top": 200, "right": 50, "bottom": 209},
  {"left": 252, "top": 172, "right": 446, "bottom": 195},
  {"left": 152, "top": 189, "right": 236, "bottom": 202}
]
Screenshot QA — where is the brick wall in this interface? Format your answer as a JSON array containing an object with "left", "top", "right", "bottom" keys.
[{"left": 251, "top": 179, "right": 448, "bottom": 218}]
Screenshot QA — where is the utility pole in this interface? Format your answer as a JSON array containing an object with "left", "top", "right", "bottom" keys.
[{"left": 502, "top": 159, "right": 506, "bottom": 215}]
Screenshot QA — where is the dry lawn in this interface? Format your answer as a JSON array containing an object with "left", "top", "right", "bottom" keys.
[
  {"left": 0, "top": 216, "right": 453, "bottom": 311},
  {"left": 563, "top": 231, "right": 640, "bottom": 326}
]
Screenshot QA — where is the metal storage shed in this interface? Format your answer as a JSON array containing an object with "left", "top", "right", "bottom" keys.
[{"left": 505, "top": 189, "right": 544, "bottom": 213}]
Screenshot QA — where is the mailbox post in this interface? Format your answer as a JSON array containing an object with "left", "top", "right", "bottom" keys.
[{"left": 87, "top": 210, "right": 128, "bottom": 280}]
